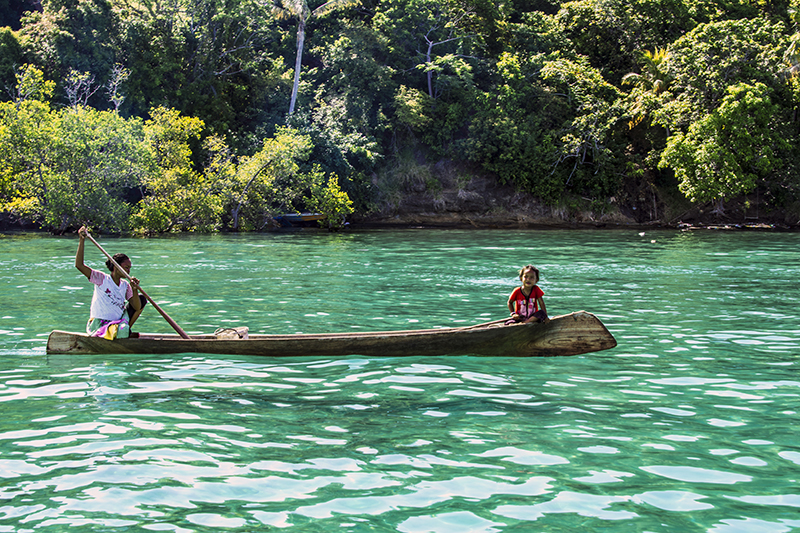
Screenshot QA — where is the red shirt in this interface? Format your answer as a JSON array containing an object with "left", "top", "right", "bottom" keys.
[{"left": 509, "top": 286, "right": 544, "bottom": 319}]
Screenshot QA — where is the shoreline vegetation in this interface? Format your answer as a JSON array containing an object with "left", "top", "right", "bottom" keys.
[
  {"left": 2, "top": 2, "right": 800, "bottom": 235},
  {"left": 2, "top": 154, "right": 798, "bottom": 233},
  {"left": 3, "top": 188, "right": 797, "bottom": 233}
]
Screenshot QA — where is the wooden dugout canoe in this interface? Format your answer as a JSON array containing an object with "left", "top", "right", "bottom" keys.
[{"left": 46, "top": 311, "right": 616, "bottom": 357}]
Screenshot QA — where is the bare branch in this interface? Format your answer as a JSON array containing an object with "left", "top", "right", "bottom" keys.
[{"left": 65, "top": 70, "right": 100, "bottom": 108}]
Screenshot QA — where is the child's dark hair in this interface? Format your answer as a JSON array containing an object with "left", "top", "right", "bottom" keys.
[
  {"left": 518, "top": 265, "right": 540, "bottom": 280},
  {"left": 106, "top": 253, "right": 129, "bottom": 272}
]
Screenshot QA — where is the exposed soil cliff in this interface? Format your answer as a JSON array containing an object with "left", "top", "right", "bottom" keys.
[{"left": 353, "top": 160, "right": 799, "bottom": 231}]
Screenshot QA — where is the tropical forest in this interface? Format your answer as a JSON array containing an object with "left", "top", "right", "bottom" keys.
[{"left": 1, "top": 0, "right": 799, "bottom": 233}]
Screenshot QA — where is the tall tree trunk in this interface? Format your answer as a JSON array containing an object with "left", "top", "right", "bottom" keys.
[
  {"left": 425, "top": 40, "right": 434, "bottom": 99},
  {"left": 289, "top": 18, "right": 306, "bottom": 115}
]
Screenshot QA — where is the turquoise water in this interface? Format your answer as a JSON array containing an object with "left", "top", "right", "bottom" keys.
[{"left": 1, "top": 229, "right": 798, "bottom": 532}]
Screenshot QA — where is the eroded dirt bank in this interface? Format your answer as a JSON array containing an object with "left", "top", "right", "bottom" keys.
[{"left": 352, "top": 171, "right": 798, "bottom": 231}]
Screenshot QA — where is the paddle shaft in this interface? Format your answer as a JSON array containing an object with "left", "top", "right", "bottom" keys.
[{"left": 83, "top": 231, "right": 190, "bottom": 339}]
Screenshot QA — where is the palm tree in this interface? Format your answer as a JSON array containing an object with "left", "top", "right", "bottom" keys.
[
  {"left": 272, "top": 0, "right": 360, "bottom": 115},
  {"left": 622, "top": 48, "right": 672, "bottom": 129},
  {"left": 785, "top": 8, "right": 800, "bottom": 78},
  {"left": 621, "top": 48, "right": 671, "bottom": 94}
]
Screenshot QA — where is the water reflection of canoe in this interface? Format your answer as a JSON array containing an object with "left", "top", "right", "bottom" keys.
[{"left": 46, "top": 311, "right": 616, "bottom": 357}]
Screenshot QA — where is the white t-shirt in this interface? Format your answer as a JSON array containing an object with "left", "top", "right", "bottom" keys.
[{"left": 89, "top": 269, "right": 133, "bottom": 321}]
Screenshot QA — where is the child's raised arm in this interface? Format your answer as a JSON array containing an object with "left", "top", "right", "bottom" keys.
[{"left": 75, "top": 226, "right": 92, "bottom": 280}]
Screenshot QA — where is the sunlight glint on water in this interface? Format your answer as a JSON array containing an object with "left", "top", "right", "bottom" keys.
[{"left": 0, "top": 229, "right": 798, "bottom": 532}]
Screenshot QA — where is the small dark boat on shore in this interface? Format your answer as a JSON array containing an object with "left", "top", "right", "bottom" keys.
[{"left": 272, "top": 212, "right": 326, "bottom": 227}]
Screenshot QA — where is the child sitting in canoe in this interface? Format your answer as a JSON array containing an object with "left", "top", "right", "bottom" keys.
[
  {"left": 75, "top": 226, "right": 145, "bottom": 339},
  {"left": 506, "top": 265, "right": 549, "bottom": 325}
]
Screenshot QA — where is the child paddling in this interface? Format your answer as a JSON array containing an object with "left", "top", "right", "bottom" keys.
[{"left": 75, "top": 226, "right": 145, "bottom": 338}]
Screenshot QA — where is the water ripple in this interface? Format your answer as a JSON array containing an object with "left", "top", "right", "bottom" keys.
[{"left": 2, "top": 230, "right": 799, "bottom": 531}]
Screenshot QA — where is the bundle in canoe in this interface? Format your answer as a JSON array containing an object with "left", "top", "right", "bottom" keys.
[{"left": 46, "top": 311, "right": 616, "bottom": 357}]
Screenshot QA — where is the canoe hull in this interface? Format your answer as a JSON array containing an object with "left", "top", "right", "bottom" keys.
[{"left": 46, "top": 311, "right": 616, "bottom": 357}]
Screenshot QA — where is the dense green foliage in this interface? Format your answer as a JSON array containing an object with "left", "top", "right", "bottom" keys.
[{"left": 1, "top": 0, "right": 800, "bottom": 232}]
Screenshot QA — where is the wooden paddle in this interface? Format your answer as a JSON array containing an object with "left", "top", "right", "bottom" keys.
[{"left": 83, "top": 230, "right": 191, "bottom": 339}]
